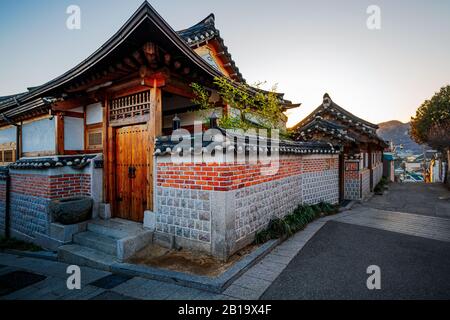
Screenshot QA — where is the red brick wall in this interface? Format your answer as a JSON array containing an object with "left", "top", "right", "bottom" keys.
[
  {"left": 157, "top": 156, "right": 339, "bottom": 192},
  {"left": 10, "top": 173, "right": 91, "bottom": 199}
]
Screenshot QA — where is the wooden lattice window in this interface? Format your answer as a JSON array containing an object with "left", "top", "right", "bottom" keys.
[
  {"left": 0, "top": 142, "right": 16, "bottom": 165},
  {"left": 86, "top": 126, "right": 103, "bottom": 150},
  {"left": 109, "top": 91, "right": 151, "bottom": 126}
]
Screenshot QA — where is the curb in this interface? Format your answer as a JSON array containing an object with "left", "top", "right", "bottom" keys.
[
  {"left": 110, "top": 239, "right": 280, "bottom": 293},
  {"left": 2, "top": 249, "right": 58, "bottom": 261}
]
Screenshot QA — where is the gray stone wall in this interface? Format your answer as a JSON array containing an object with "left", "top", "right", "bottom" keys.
[
  {"left": 0, "top": 180, "right": 5, "bottom": 236},
  {"left": 234, "top": 174, "right": 302, "bottom": 241},
  {"left": 302, "top": 170, "right": 339, "bottom": 205},
  {"left": 155, "top": 187, "right": 212, "bottom": 244},
  {"left": 10, "top": 193, "right": 49, "bottom": 241},
  {"left": 373, "top": 163, "right": 383, "bottom": 187},
  {"left": 361, "top": 169, "right": 371, "bottom": 198},
  {"left": 154, "top": 154, "right": 341, "bottom": 259}
]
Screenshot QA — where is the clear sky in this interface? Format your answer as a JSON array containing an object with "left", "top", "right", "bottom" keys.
[{"left": 0, "top": 0, "right": 449, "bottom": 126}]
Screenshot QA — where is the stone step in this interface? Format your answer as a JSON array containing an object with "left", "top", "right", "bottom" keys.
[
  {"left": 58, "top": 244, "right": 118, "bottom": 272},
  {"left": 87, "top": 219, "right": 142, "bottom": 239},
  {"left": 73, "top": 231, "right": 117, "bottom": 256}
]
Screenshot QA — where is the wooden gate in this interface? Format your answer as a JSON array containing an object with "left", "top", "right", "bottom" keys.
[{"left": 115, "top": 124, "right": 149, "bottom": 222}]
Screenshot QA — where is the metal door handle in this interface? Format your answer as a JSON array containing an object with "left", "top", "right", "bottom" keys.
[{"left": 128, "top": 166, "right": 136, "bottom": 179}]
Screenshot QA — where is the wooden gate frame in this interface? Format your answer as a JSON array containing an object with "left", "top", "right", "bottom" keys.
[{"left": 102, "top": 78, "right": 163, "bottom": 219}]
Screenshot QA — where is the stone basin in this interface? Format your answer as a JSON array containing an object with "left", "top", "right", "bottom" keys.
[{"left": 50, "top": 196, "right": 93, "bottom": 225}]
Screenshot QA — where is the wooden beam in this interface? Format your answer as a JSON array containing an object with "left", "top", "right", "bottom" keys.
[
  {"left": 153, "top": 82, "right": 163, "bottom": 137},
  {"left": 55, "top": 112, "right": 64, "bottom": 155},
  {"left": 147, "top": 79, "right": 162, "bottom": 211},
  {"left": 52, "top": 97, "right": 95, "bottom": 111},
  {"left": 164, "top": 53, "right": 171, "bottom": 66},
  {"left": 143, "top": 42, "right": 158, "bottom": 67},
  {"left": 107, "top": 126, "right": 116, "bottom": 215},
  {"left": 164, "top": 83, "right": 194, "bottom": 99},
  {"left": 102, "top": 100, "right": 109, "bottom": 203},
  {"left": 64, "top": 111, "right": 84, "bottom": 119},
  {"left": 132, "top": 51, "right": 145, "bottom": 65},
  {"left": 124, "top": 57, "right": 137, "bottom": 69},
  {"left": 107, "top": 73, "right": 166, "bottom": 98}
]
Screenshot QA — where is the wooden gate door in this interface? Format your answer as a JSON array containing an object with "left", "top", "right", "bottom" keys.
[{"left": 115, "top": 124, "right": 149, "bottom": 222}]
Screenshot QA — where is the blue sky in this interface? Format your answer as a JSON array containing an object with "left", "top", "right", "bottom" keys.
[{"left": 0, "top": 0, "right": 449, "bottom": 125}]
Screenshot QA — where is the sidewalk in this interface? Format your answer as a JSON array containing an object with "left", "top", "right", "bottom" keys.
[
  {"left": 0, "top": 215, "right": 333, "bottom": 300},
  {"left": 2, "top": 183, "right": 449, "bottom": 300}
]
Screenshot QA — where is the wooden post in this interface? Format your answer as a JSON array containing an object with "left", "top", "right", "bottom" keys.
[
  {"left": 102, "top": 99, "right": 109, "bottom": 203},
  {"left": 55, "top": 112, "right": 64, "bottom": 155},
  {"left": 368, "top": 145, "right": 373, "bottom": 191},
  {"left": 147, "top": 78, "right": 162, "bottom": 211},
  {"left": 16, "top": 123, "right": 22, "bottom": 160},
  {"left": 107, "top": 126, "right": 116, "bottom": 214}
]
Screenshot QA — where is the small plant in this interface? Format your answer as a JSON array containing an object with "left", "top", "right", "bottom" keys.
[
  {"left": 374, "top": 177, "right": 389, "bottom": 195},
  {"left": 254, "top": 202, "right": 339, "bottom": 244}
]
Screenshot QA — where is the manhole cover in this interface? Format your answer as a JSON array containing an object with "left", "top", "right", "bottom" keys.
[
  {"left": 89, "top": 274, "right": 133, "bottom": 289},
  {"left": 0, "top": 271, "right": 46, "bottom": 296}
]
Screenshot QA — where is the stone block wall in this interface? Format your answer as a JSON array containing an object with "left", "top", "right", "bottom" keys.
[
  {"left": 302, "top": 157, "right": 339, "bottom": 204},
  {"left": 343, "top": 160, "right": 376, "bottom": 201},
  {"left": 8, "top": 172, "right": 91, "bottom": 241},
  {"left": 155, "top": 154, "right": 339, "bottom": 259},
  {"left": 361, "top": 168, "right": 371, "bottom": 199},
  {"left": 372, "top": 162, "right": 383, "bottom": 187},
  {"left": 344, "top": 160, "right": 361, "bottom": 200},
  {"left": 0, "top": 175, "right": 5, "bottom": 236}
]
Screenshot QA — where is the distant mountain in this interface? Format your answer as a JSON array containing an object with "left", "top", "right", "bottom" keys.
[{"left": 377, "top": 120, "right": 427, "bottom": 154}]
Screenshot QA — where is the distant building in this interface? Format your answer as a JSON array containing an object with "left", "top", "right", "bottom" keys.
[{"left": 292, "top": 93, "right": 388, "bottom": 201}]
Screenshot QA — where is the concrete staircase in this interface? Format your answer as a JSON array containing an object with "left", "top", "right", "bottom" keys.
[{"left": 58, "top": 218, "right": 153, "bottom": 271}]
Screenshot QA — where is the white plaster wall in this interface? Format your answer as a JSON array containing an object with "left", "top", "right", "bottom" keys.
[
  {"left": 0, "top": 126, "right": 16, "bottom": 144},
  {"left": 22, "top": 118, "right": 55, "bottom": 153},
  {"left": 64, "top": 117, "right": 84, "bottom": 150},
  {"left": 86, "top": 103, "right": 102, "bottom": 125},
  {"left": 163, "top": 108, "right": 222, "bottom": 129}
]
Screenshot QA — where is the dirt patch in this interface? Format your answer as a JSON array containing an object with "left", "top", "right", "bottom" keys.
[{"left": 127, "top": 243, "right": 260, "bottom": 277}]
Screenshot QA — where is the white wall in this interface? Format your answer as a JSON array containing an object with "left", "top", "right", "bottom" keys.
[
  {"left": 64, "top": 117, "right": 84, "bottom": 150},
  {"left": 22, "top": 118, "right": 55, "bottom": 153},
  {"left": 86, "top": 103, "right": 102, "bottom": 125},
  {"left": 0, "top": 126, "right": 17, "bottom": 144}
]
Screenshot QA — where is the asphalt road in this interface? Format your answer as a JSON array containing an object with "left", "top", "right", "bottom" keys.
[{"left": 261, "top": 221, "right": 450, "bottom": 300}]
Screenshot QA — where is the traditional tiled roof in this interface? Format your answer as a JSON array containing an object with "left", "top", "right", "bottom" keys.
[
  {"left": 8, "top": 155, "right": 96, "bottom": 170},
  {"left": 293, "top": 93, "right": 387, "bottom": 147},
  {"left": 154, "top": 129, "right": 340, "bottom": 156},
  {"left": 177, "top": 14, "right": 244, "bottom": 82},
  {"left": 294, "top": 93, "right": 379, "bottom": 133},
  {"left": 294, "top": 116, "right": 357, "bottom": 142},
  {"left": 0, "top": 2, "right": 299, "bottom": 122}
]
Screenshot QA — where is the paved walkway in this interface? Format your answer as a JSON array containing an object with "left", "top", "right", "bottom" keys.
[
  {"left": 0, "top": 253, "right": 231, "bottom": 300},
  {"left": 261, "top": 220, "right": 450, "bottom": 299},
  {"left": 363, "top": 183, "right": 450, "bottom": 218},
  {"left": 334, "top": 206, "right": 450, "bottom": 242},
  {"left": 1, "top": 182, "right": 449, "bottom": 300}
]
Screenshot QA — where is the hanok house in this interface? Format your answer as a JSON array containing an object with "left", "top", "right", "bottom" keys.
[
  {"left": 292, "top": 94, "right": 388, "bottom": 202},
  {"left": 0, "top": 2, "right": 340, "bottom": 262}
]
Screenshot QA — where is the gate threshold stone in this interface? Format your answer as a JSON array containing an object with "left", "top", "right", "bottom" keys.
[{"left": 110, "top": 239, "right": 279, "bottom": 293}]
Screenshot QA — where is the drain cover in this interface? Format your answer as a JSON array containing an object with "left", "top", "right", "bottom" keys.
[{"left": 0, "top": 271, "right": 46, "bottom": 296}]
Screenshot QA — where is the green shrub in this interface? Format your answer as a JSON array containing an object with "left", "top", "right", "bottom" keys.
[{"left": 254, "top": 202, "right": 339, "bottom": 245}]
